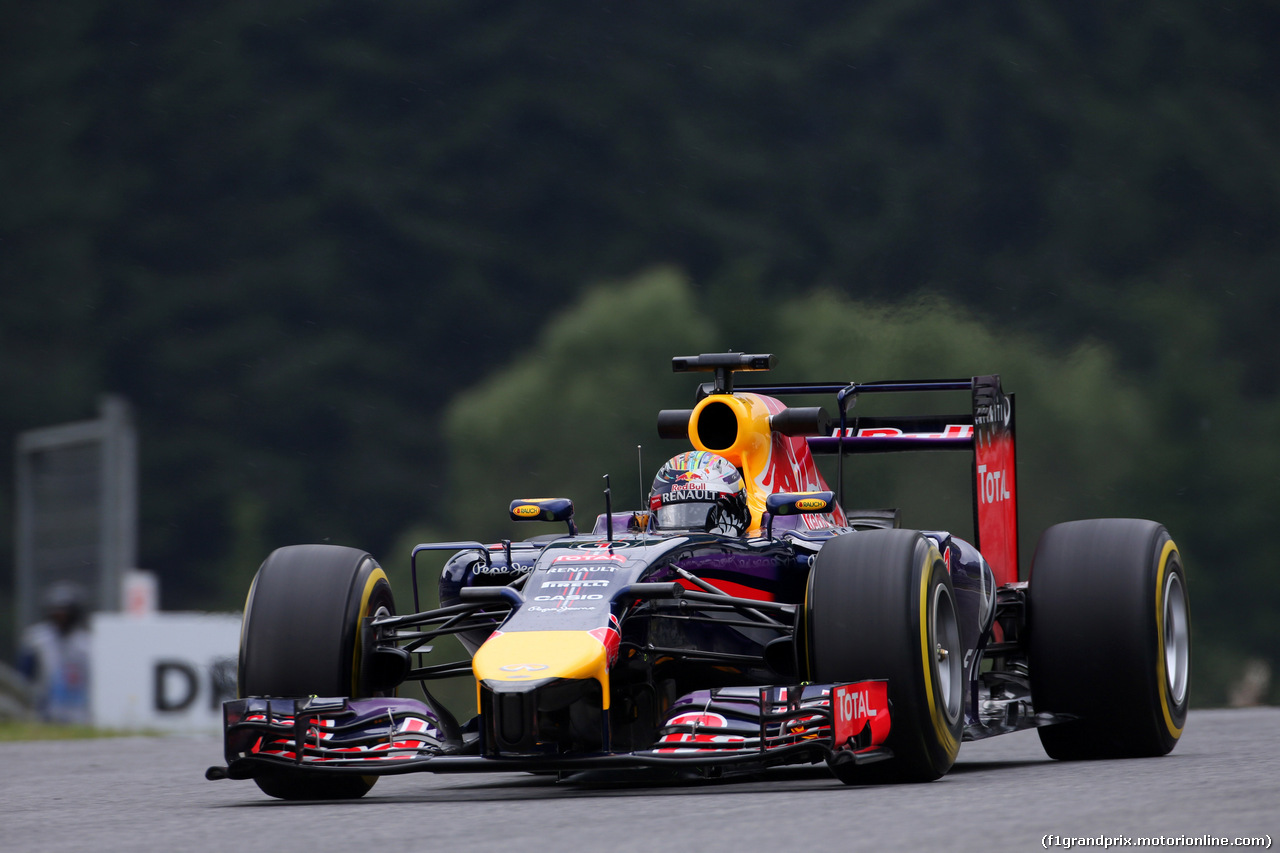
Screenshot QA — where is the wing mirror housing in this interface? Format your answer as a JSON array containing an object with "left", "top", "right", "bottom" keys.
[
  {"left": 764, "top": 491, "right": 836, "bottom": 538},
  {"left": 509, "top": 498, "right": 578, "bottom": 536}
]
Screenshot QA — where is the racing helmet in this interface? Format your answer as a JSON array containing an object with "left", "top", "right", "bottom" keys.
[{"left": 648, "top": 451, "right": 750, "bottom": 536}]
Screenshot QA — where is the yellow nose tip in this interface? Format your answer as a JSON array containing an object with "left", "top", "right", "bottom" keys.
[{"left": 472, "top": 630, "right": 613, "bottom": 710}]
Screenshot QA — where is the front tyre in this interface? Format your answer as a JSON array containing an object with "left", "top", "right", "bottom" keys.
[
  {"left": 804, "top": 530, "right": 963, "bottom": 783},
  {"left": 238, "top": 544, "right": 396, "bottom": 799},
  {"left": 1028, "top": 519, "right": 1189, "bottom": 760}
]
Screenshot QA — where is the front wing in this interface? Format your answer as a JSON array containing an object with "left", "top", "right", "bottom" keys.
[{"left": 208, "top": 681, "right": 892, "bottom": 781}]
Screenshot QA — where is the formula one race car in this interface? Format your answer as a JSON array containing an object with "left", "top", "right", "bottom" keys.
[{"left": 207, "top": 353, "right": 1191, "bottom": 799}]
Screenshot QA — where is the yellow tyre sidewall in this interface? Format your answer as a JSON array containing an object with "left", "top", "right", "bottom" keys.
[
  {"left": 917, "top": 544, "right": 960, "bottom": 764},
  {"left": 350, "top": 565, "right": 391, "bottom": 698},
  {"left": 1153, "top": 539, "right": 1186, "bottom": 740}
]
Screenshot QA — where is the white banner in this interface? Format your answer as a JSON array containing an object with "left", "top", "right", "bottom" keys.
[{"left": 91, "top": 612, "right": 241, "bottom": 732}]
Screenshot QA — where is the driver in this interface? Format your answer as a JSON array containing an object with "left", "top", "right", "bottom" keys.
[{"left": 648, "top": 451, "right": 750, "bottom": 536}]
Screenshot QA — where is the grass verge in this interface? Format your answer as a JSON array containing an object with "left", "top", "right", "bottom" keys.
[{"left": 0, "top": 721, "right": 156, "bottom": 741}]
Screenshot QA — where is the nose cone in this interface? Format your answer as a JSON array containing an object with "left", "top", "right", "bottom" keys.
[{"left": 472, "top": 630, "right": 613, "bottom": 707}]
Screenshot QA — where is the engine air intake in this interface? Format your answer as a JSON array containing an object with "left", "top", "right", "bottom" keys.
[{"left": 695, "top": 400, "right": 739, "bottom": 451}]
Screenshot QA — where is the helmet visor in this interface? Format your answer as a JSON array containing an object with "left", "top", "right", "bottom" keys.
[{"left": 655, "top": 501, "right": 716, "bottom": 531}]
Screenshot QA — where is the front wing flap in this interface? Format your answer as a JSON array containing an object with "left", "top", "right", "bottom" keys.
[
  {"left": 217, "top": 696, "right": 457, "bottom": 777},
  {"left": 645, "top": 681, "right": 891, "bottom": 765},
  {"left": 212, "top": 680, "right": 891, "bottom": 781}
]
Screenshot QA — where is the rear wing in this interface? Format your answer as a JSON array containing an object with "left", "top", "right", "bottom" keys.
[{"left": 741, "top": 376, "right": 1019, "bottom": 586}]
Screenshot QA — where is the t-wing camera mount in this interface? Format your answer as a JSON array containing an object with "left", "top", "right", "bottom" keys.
[{"left": 671, "top": 353, "right": 777, "bottom": 395}]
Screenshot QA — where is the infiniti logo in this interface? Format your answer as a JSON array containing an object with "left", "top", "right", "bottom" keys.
[{"left": 499, "top": 664, "right": 549, "bottom": 672}]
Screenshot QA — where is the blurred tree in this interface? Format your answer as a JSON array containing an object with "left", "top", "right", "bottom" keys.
[
  {"left": 768, "top": 292, "right": 1161, "bottom": 555},
  {"left": 445, "top": 267, "right": 716, "bottom": 536}
]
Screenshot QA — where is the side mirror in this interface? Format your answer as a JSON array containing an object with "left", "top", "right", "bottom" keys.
[
  {"left": 764, "top": 491, "right": 836, "bottom": 538},
  {"left": 509, "top": 498, "right": 578, "bottom": 536}
]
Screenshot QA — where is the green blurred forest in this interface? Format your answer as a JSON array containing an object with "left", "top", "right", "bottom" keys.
[{"left": 2, "top": 2, "right": 1277, "bottom": 705}]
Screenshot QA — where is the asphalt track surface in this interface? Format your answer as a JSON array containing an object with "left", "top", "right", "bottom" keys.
[{"left": 2, "top": 707, "right": 1275, "bottom": 853}]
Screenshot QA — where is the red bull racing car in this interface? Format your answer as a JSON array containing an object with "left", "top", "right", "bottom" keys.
[{"left": 207, "top": 353, "right": 1190, "bottom": 799}]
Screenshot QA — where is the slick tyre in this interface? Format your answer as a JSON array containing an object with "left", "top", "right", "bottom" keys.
[
  {"left": 804, "top": 530, "right": 963, "bottom": 783},
  {"left": 1028, "top": 519, "right": 1189, "bottom": 760},
  {"left": 238, "top": 544, "right": 396, "bottom": 800}
]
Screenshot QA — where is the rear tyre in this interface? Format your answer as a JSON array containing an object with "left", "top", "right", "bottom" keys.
[
  {"left": 1028, "top": 519, "right": 1189, "bottom": 760},
  {"left": 804, "top": 530, "right": 963, "bottom": 783},
  {"left": 238, "top": 544, "right": 396, "bottom": 799}
]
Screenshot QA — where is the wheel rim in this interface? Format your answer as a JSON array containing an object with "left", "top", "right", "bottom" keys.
[
  {"left": 931, "top": 584, "right": 962, "bottom": 724},
  {"left": 1163, "top": 571, "right": 1189, "bottom": 706}
]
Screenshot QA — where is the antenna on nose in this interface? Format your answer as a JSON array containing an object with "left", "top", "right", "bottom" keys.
[
  {"left": 636, "top": 445, "right": 645, "bottom": 509},
  {"left": 603, "top": 474, "right": 613, "bottom": 552}
]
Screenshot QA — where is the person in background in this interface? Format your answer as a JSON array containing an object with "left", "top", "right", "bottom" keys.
[{"left": 18, "top": 582, "right": 92, "bottom": 724}]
